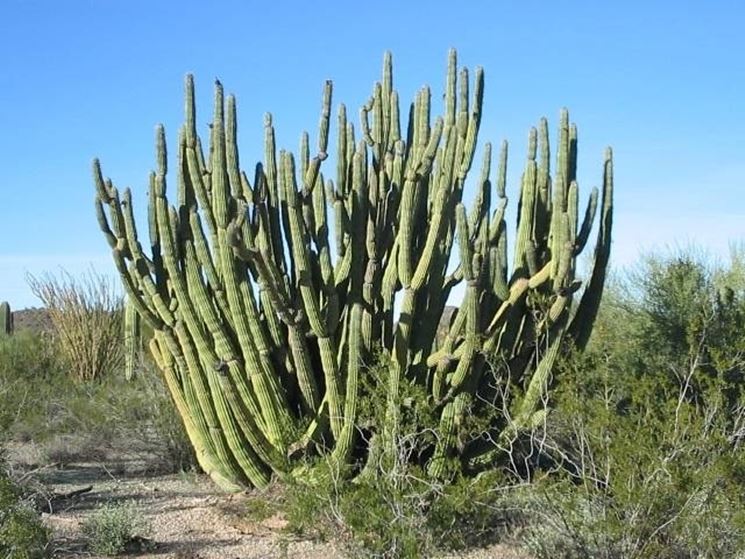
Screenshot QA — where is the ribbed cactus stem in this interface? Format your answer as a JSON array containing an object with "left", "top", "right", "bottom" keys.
[
  {"left": 124, "top": 298, "right": 140, "bottom": 380},
  {"left": 0, "top": 302, "right": 12, "bottom": 337},
  {"left": 93, "top": 50, "right": 613, "bottom": 490}
]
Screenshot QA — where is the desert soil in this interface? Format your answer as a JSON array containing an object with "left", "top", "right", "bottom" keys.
[{"left": 6, "top": 442, "right": 530, "bottom": 559}]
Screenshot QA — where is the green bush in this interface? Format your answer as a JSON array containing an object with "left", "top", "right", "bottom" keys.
[
  {"left": 513, "top": 248, "right": 745, "bottom": 559},
  {"left": 281, "top": 462, "right": 521, "bottom": 558},
  {"left": 515, "top": 388, "right": 745, "bottom": 558},
  {"left": 0, "top": 456, "right": 49, "bottom": 559},
  {"left": 81, "top": 501, "right": 151, "bottom": 555},
  {"left": 425, "top": 471, "right": 521, "bottom": 551}
]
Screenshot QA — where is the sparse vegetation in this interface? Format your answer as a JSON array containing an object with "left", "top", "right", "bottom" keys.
[
  {"left": 0, "top": 453, "right": 49, "bottom": 559},
  {"left": 0, "top": 319, "right": 194, "bottom": 472}
]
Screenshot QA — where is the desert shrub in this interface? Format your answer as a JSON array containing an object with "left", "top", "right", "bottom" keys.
[
  {"left": 27, "top": 269, "right": 123, "bottom": 382},
  {"left": 513, "top": 248, "right": 745, "bottom": 559},
  {"left": 107, "top": 367, "right": 197, "bottom": 472},
  {"left": 81, "top": 501, "right": 151, "bottom": 555},
  {"left": 282, "top": 460, "right": 522, "bottom": 558},
  {"left": 280, "top": 354, "right": 520, "bottom": 558},
  {"left": 425, "top": 471, "right": 523, "bottom": 551},
  {"left": 51, "top": 370, "right": 195, "bottom": 471},
  {"left": 0, "top": 330, "right": 65, "bottom": 443},
  {"left": 516, "top": 373, "right": 745, "bottom": 559},
  {"left": 0, "top": 455, "right": 49, "bottom": 559},
  {"left": 0, "top": 329, "right": 194, "bottom": 472},
  {"left": 241, "top": 492, "right": 279, "bottom": 523}
]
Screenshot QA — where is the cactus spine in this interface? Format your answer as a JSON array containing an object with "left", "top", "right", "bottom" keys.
[
  {"left": 94, "top": 50, "right": 613, "bottom": 490},
  {"left": 0, "top": 302, "right": 12, "bottom": 336}
]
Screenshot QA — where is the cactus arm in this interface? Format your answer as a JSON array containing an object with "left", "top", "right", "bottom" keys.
[
  {"left": 574, "top": 186, "right": 599, "bottom": 255},
  {"left": 330, "top": 302, "right": 362, "bottom": 464},
  {"left": 184, "top": 76, "right": 218, "bottom": 248},
  {"left": 513, "top": 133, "right": 538, "bottom": 278},
  {"left": 149, "top": 335, "right": 246, "bottom": 491},
  {"left": 282, "top": 151, "right": 345, "bottom": 438},
  {"left": 152, "top": 167, "right": 273, "bottom": 484},
  {"left": 428, "top": 205, "right": 485, "bottom": 476},
  {"left": 213, "top": 83, "right": 293, "bottom": 448},
  {"left": 123, "top": 298, "right": 140, "bottom": 380},
  {"left": 567, "top": 148, "right": 614, "bottom": 350}
]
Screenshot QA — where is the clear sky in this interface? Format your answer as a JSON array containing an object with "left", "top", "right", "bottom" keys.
[{"left": 1, "top": 0, "right": 743, "bottom": 308}]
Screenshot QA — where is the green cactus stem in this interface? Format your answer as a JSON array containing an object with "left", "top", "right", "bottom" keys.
[
  {"left": 0, "top": 302, "right": 12, "bottom": 336},
  {"left": 93, "top": 50, "right": 613, "bottom": 490},
  {"left": 124, "top": 297, "right": 141, "bottom": 380}
]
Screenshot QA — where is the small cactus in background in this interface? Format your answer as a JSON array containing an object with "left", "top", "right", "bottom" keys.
[{"left": 0, "top": 302, "right": 13, "bottom": 336}]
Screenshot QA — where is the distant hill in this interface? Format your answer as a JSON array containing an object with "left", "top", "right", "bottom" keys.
[{"left": 12, "top": 307, "right": 53, "bottom": 334}]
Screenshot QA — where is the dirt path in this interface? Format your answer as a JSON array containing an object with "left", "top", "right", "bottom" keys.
[{"left": 40, "top": 464, "right": 337, "bottom": 558}]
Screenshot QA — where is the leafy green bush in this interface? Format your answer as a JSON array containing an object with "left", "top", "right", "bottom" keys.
[
  {"left": 513, "top": 248, "right": 745, "bottom": 559},
  {"left": 81, "top": 501, "right": 151, "bottom": 555},
  {"left": 425, "top": 471, "right": 522, "bottom": 551},
  {"left": 515, "top": 387, "right": 745, "bottom": 558},
  {"left": 0, "top": 456, "right": 49, "bottom": 559}
]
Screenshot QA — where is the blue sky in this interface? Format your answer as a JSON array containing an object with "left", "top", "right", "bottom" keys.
[{"left": 1, "top": 0, "right": 743, "bottom": 308}]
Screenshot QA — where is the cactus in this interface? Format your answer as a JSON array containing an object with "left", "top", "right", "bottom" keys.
[
  {"left": 93, "top": 50, "right": 613, "bottom": 490},
  {"left": 123, "top": 297, "right": 141, "bottom": 380},
  {"left": 0, "top": 302, "right": 12, "bottom": 336}
]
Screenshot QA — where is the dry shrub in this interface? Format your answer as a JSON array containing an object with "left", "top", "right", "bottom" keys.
[
  {"left": 27, "top": 269, "right": 123, "bottom": 381},
  {"left": 81, "top": 501, "right": 152, "bottom": 554}
]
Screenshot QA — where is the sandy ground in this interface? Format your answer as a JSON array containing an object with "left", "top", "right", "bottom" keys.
[{"left": 7, "top": 442, "right": 530, "bottom": 559}]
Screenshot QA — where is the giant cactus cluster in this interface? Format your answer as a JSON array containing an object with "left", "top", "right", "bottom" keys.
[{"left": 93, "top": 50, "right": 612, "bottom": 490}]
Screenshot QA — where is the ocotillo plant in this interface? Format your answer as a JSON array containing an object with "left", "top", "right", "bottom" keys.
[
  {"left": 0, "top": 302, "right": 12, "bottom": 336},
  {"left": 27, "top": 271, "right": 124, "bottom": 382},
  {"left": 93, "top": 50, "right": 613, "bottom": 490}
]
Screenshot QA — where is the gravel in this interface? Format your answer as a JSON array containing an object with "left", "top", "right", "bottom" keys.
[{"left": 7, "top": 442, "right": 531, "bottom": 559}]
